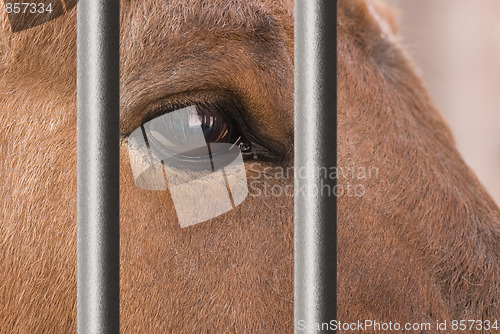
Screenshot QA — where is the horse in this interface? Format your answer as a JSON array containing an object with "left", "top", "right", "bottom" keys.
[{"left": 0, "top": 0, "right": 498, "bottom": 332}]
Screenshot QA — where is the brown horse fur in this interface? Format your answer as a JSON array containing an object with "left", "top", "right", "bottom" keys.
[
  {"left": 0, "top": 0, "right": 499, "bottom": 332},
  {"left": 338, "top": 0, "right": 500, "bottom": 331}
]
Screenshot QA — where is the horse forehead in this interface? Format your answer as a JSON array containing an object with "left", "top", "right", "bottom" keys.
[
  {"left": 121, "top": 0, "right": 292, "bottom": 35},
  {"left": 0, "top": 0, "right": 292, "bottom": 67},
  {"left": 119, "top": 0, "right": 294, "bottom": 121},
  {"left": 120, "top": 0, "right": 292, "bottom": 58}
]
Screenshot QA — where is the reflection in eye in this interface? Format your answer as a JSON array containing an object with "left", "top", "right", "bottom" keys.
[
  {"left": 144, "top": 104, "right": 249, "bottom": 159},
  {"left": 127, "top": 104, "right": 250, "bottom": 227}
]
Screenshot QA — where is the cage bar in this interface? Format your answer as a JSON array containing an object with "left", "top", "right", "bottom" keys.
[
  {"left": 295, "top": 0, "right": 338, "bottom": 332},
  {"left": 77, "top": 0, "right": 120, "bottom": 332}
]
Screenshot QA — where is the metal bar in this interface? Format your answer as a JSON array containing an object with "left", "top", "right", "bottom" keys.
[
  {"left": 295, "top": 0, "right": 337, "bottom": 332},
  {"left": 77, "top": 0, "right": 120, "bottom": 333}
]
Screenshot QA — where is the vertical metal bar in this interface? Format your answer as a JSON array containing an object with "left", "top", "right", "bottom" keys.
[
  {"left": 295, "top": 0, "right": 337, "bottom": 333},
  {"left": 77, "top": 0, "right": 120, "bottom": 333}
]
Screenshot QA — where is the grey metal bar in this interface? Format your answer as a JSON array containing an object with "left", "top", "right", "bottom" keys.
[
  {"left": 77, "top": 0, "right": 120, "bottom": 333},
  {"left": 295, "top": 0, "right": 337, "bottom": 333}
]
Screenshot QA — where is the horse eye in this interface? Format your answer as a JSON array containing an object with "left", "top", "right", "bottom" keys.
[{"left": 143, "top": 104, "right": 251, "bottom": 160}]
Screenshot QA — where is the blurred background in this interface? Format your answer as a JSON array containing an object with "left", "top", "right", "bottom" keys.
[{"left": 384, "top": 0, "right": 500, "bottom": 206}]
